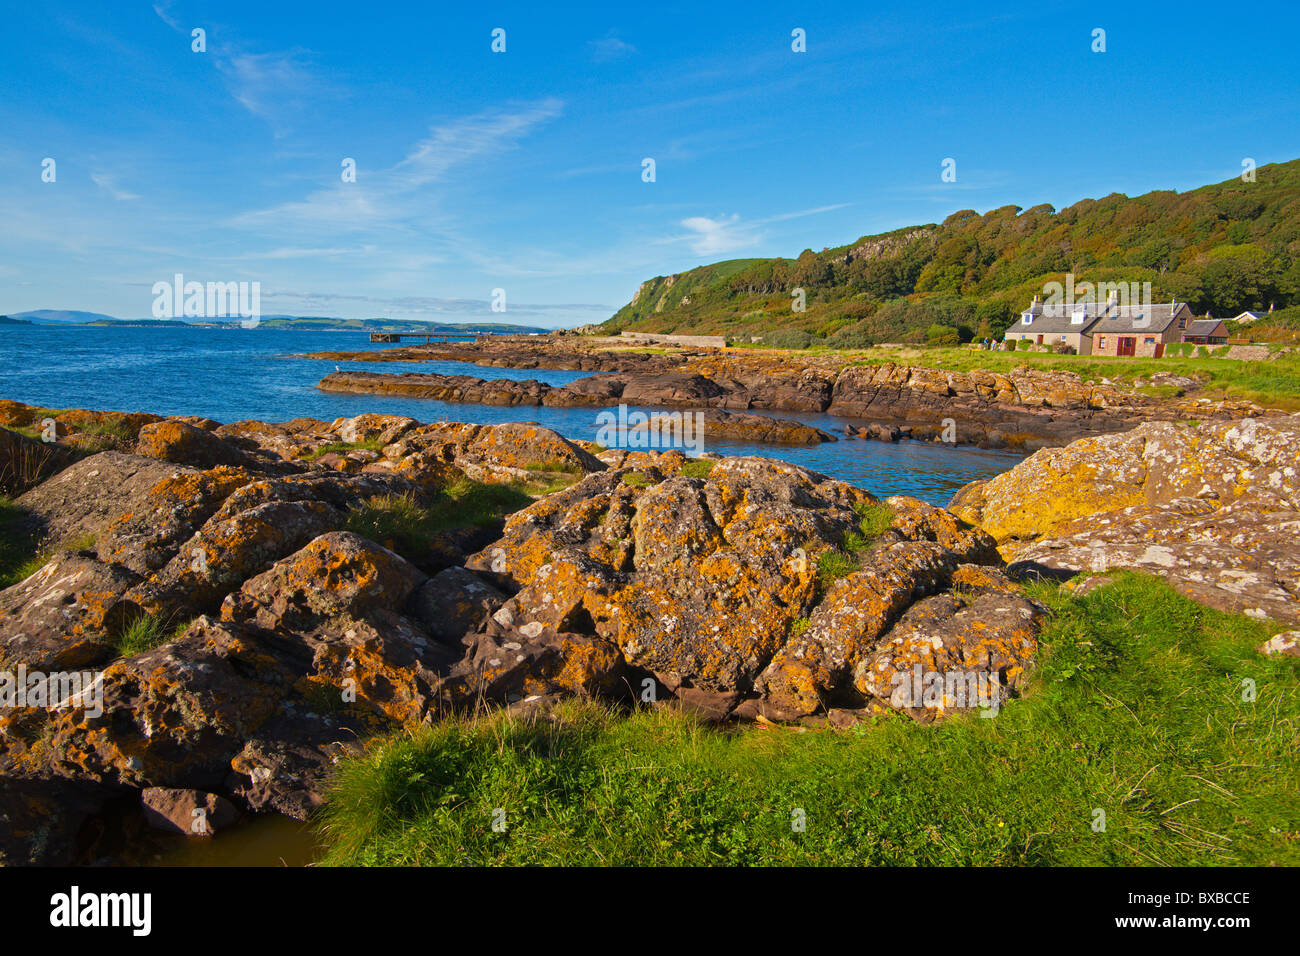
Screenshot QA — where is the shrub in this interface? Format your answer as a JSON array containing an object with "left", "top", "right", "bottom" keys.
[
  {"left": 926, "top": 324, "right": 960, "bottom": 346},
  {"left": 765, "top": 329, "right": 814, "bottom": 350}
]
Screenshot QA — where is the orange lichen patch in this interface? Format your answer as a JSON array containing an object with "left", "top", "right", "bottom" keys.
[
  {"left": 55, "top": 408, "right": 161, "bottom": 439},
  {"left": 135, "top": 420, "right": 250, "bottom": 468},
  {"left": 8, "top": 618, "right": 291, "bottom": 788},
  {"left": 950, "top": 564, "right": 1021, "bottom": 595},
  {"left": 757, "top": 541, "right": 962, "bottom": 715},
  {"left": 127, "top": 499, "right": 340, "bottom": 619},
  {"left": 855, "top": 591, "right": 1044, "bottom": 716},
  {"left": 327, "top": 413, "right": 418, "bottom": 445},
  {"left": 950, "top": 417, "right": 1300, "bottom": 558}
]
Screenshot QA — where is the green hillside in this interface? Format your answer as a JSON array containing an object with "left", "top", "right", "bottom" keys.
[{"left": 599, "top": 160, "right": 1300, "bottom": 347}]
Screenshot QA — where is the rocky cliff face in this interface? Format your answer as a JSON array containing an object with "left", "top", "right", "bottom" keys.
[
  {"left": 0, "top": 399, "right": 1042, "bottom": 863},
  {"left": 949, "top": 414, "right": 1300, "bottom": 623}
]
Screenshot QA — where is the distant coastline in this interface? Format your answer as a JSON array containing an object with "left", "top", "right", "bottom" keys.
[{"left": 1, "top": 311, "right": 550, "bottom": 334}]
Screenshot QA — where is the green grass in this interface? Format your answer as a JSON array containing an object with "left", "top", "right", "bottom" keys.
[
  {"left": 680, "top": 459, "right": 715, "bottom": 479},
  {"left": 844, "top": 346, "right": 1300, "bottom": 411},
  {"left": 621, "top": 472, "right": 652, "bottom": 488},
  {"left": 853, "top": 501, "right": 894, "bottom": 541},
  {"left": 111, "top": 613, "right": 190, "bottom": 658},
  {"left": 316, "top": 572, "right": 1299, "bottom": 866},
  {"left": 0, "top": 497, "right": 41, "bottom": 590},
  {"left": 816, "top": 503, "right": 896, "bottom": 589},
  {"left": 302, "top": 439, "right": 386, "bottom": 461},
  {"left": 815, "top": 550, "right": 859, "bottom": 591},
  {"left": 342, "top": 480, "right": 536, "bottom": 560},
  {"left": 0, "top": 502, "right": 100, "bottom": 591}
]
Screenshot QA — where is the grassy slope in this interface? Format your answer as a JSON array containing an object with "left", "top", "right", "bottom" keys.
[
  {"left": 317, "top": 573, "right": 1299, "bottom": 866},
  {"left": 598, "top": 160, "right": 1300, "bottom": 345}
]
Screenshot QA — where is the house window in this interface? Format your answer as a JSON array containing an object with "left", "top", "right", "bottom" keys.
[
  {"left": 1178, "top": 317, "right": 1186, "bottom": 330},
  {"left": 1098, "top": 336, "right": 1107, "bottom": 349},
  {"left": 1144, "top": 337, "right": 1155, "bottom": 344},
  {"left": 1022, "top": 313, "right": 1033, "bottom": 326}
]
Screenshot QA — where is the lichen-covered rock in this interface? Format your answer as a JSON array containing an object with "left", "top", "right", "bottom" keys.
[
  {"left": 221, "top": 531, "right": 427, "bottom": 627},
  {"left": 97, "top": 465, "right": 254, "bottom": 574},
  {"left": 136, "top": 420, "right": 255, "bottom": 469},
  {"left": 0, "top": 551, "right": 140, "bottom": 669},
  {"left": 1008, "top": 498, "right": 1300, "bottom": 623},
  {"left": 950, "top": 415, "right": 1300, "bottom": 550},
  {"left": 1258, "top": 631, "right": 1300, "bottom": 658},
  {"left": 855, "top": 586, "right": 1044, "bottom": 719},
  {"left": 12, "top": 452, "right": 203, "bottom": 555},
  {"left": 462, "top": 454, "right": 1020, "bottom": 718},
  {"left": 952, "top": 414, "right": 1300, "bottom": 624},
  {"left": 409, "top": 566, "right": 507, "bottom": 643},
  {"left": 3, "top": 616, "right": 294, "bottom": 790}
]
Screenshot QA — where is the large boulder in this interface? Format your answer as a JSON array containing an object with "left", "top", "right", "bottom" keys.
[
  {"left": 951, "top": 415, "right": 1300, "bottom": 624},
  {"left": 0, "top": 550, "right": 140, "bottom": 669},
  {"left": 459, "top": 454, "right": 1025, "bottom": 718},
  {"left": 15, "top": 453, "right": 202, "bottom": 554}
]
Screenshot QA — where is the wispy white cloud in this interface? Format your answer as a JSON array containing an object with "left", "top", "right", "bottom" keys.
[
  {"left": 152, "top": 3, "right": 336, "bottom": 135},
  {"left": 588, "top": 33, "right": 636, "bottom": 62},
  {"left": 678, "top": 215, "right": 758, "bottom": 256},
  {"left": 215, "top": 51, "right": 328, "bottom": 131},
  {"left": 90, "top": 171, "right": 140, "bottom": 201},
  {"left": 674, "top": 203, "right": 852, "bottom": 256},
  {"left": 227, "top": 99, "right": 564, "bottom": 234}
]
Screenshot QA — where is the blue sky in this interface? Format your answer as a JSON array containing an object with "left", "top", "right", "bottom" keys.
[{"left": 1, "top": 0, "right": 1297, "bottom": 326}]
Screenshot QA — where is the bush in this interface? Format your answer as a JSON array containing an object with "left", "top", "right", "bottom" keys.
[
  {"left": 765, "top": 329, "right": 814, "bottom": 350},
  {"left": 827, "top": 327, "right": 876, "bottom": 350},
  {"left": 926, "top": 324, "right": 961, "bottom": 346}
]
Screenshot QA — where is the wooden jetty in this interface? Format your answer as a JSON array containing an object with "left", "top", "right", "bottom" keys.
[{"left": 369, "top": 332, "right": 480, "bottom": 344}]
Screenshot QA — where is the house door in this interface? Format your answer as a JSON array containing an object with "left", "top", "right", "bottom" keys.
[{"left": 1117, "top": 337, "right": 1136, "bottom": 356}]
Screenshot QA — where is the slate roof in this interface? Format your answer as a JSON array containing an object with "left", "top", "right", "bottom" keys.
[
  {"left": 1005, "top": 300, "right": 1106, "bottom": 335},
  {"left": 1185, "top": 319, "right": 1226, "bottom": 337},
  {"left": 1087, "top": 302, "right": 1187, "bottom": 335},
  {"left": 1007, "top": 299, "right": 1191, "bottom": 336}
]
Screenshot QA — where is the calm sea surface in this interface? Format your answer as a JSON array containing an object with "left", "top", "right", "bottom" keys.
[{"left": 0, "top": 326, "right": 1024, "bottom": 504}]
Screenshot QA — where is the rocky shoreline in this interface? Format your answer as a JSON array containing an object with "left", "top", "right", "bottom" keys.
[
  {"left": 304, "top": 336, "right": 1264, "bottom": 451},
  {"left": 1, "top": 395, "right": 1295, "bottom": 865}
]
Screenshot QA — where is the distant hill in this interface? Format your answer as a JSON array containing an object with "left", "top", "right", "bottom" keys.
[
  {"left": 12, "top": 309, "right": 122, "bottom": 324},
  {"left": 7, "top": 311, "right": 548, "bottom": 334},
  {"left": 0, "top": 315, "right": 32, "bottom": 325},
  {"left": 600, "top": 159, "right": 1300, "bottom": 347}
]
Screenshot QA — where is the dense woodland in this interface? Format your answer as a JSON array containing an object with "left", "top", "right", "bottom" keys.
[{"left": 599, "top": 159, "right": 1300, "bottom": 347}]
